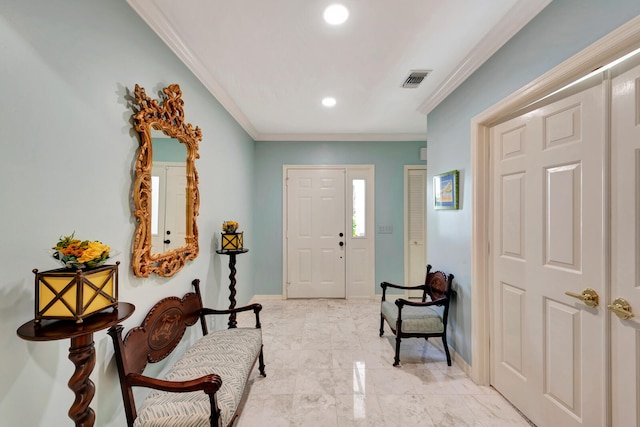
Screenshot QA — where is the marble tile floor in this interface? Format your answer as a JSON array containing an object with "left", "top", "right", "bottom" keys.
[{"left": 234, "top": 298, "right": 533, "bottom": 427}]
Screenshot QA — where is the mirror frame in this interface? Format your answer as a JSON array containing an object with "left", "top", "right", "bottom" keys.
[{"left": 131, "top": 83, "right": 201, "bottom": 277}]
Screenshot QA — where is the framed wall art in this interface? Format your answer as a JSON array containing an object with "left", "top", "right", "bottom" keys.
[{"left": 433, "top": 170, "right": 459, "bottom": 210}]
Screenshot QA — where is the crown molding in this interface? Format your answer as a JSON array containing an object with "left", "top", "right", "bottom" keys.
[
  {"left": 417, "top": 0, "right": 552, "bottom": 115},
  {"left": 126, "top": 0, "right": 259, "bottom": 140},
  {"left": 254, "top": 132, "right": 426, "bottom": 142}
]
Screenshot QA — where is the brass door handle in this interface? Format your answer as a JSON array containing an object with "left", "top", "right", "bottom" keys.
[
  {"left": 608, "top": 298, "right": 634, "bottom": 320},
  {"left": 565, "top": 288, "right": 599, "bottom": 307}
]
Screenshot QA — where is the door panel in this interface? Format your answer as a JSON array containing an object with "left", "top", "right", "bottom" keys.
[
  {"left": 491, "top": 83, "right": 605, "bottom": 426},
  {"left": 501, "top": 172, "right": 524, "bottom": 258},
  {"left": 286, "top": 168, "right": 346, "bottom": 298},
  {"left": 544, "top": 299, "right": 580, "bottom": 413},
  {"left": 501, "top": 283, "right": 525, "bottom": 375},
  {"left": 611, "top": 56, "right": 640, "bottom": 427},
  {"left": 545, "top": 163, "right": 581, "bottom": 269}
]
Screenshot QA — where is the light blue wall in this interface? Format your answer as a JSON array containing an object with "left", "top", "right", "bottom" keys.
[
  {"left": 0, "top": 1, "right": 255, "bottom": 426},
  {"left": 153, "top": 137, "right": 187, "bottom": 162},
  {"left": 427, "top": 0, "right": 640, "bottom": 364},
  {"left": 253, "top": 140, "right": 425, "bottom": 295}
]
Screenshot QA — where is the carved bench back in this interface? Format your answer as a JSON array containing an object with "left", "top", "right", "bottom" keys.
[
  {"left": 123, "top": 292, "right": 203, "bottom": 374},
  {"left": 426, "top": 271, "right": 450, "bottom": 304}
]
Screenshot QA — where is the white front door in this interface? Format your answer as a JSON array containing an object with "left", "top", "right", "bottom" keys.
[
  {"left": 491, "top": 81, "right": 606, "bottom": 426},
  {"left": 286, "top": 168, "right": 346, "bottom": 298},
  {"left": 611, "top": 56, "right": 640, "bottom": 427}
]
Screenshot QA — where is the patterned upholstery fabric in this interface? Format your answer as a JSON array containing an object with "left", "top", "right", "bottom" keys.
[
  {"left": 133, "top": 328, "right": 262, "bottom": 427},
  {"left": 381, "top": 301, "right": 444, "bottom": 334}
]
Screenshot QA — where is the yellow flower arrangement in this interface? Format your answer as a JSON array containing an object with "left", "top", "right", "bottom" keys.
[
  {"left": 222, "top": 221, "right": 238, "bottom": 233},
  {"left": 52, "top": 232, "right": 111, "bottom": 269}
]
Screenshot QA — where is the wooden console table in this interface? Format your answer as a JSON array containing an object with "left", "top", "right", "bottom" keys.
[
  {"left": 17, "top": 302, "right": 135, "bottom": 427},
  {"left": 216, "top": 248, "right": 248, "bottom": 328}
]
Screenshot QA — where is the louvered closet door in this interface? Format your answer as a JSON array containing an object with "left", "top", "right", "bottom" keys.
[
  {"left": 490, "top": 81, "right": 606, "bottom": 427},
  {"left": 406, "top": 166, "right": 427, "bottom": 298}
]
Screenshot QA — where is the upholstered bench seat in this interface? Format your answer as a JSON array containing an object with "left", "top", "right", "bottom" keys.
[
  {"left": 134, "top": 328, "right": 262, "bottom": 427},
  {"left": 381, "top": 301, "right": 444, "bottom": 334},
  {"left": 109, "top": 279, "right": 266, "bottom": 427}
]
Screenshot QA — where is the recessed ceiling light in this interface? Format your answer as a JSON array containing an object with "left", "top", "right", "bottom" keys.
[
  {"left": 322, "top": 97, "right": 337, "bottom": 107},
  {"left": 324, "top": 4, "right": 349, "bottom": 25}
]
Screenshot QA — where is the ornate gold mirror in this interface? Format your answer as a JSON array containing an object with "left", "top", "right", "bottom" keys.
[{"left": 131, "top": 83, "right": 201, "bottom": 277}]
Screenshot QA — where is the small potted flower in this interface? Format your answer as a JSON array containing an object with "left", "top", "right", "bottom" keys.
[
  {"left": 221, "top": 221, "right": 243, "bottom": 250},
  {"left": 33, "top": 232, "right": 119, "bottom": 323},
  {"left": 52, "top": 232, "right": 112, "bottom": 270},
  {"left": 222, "top": 221, "right": 238, "bottom": 233}
]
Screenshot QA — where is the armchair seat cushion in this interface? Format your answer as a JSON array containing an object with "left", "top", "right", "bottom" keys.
[
  {"left": 133, "top": 328, "right": 262, "bottom": 427},
  {"left": 381, "top": 301, "right": 444, "bottom": 334}
]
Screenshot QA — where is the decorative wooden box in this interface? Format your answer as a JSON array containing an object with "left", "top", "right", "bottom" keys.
[
  {"left": 33, "top": 262, "right": 119, "bottom": 323},
  {"left": 221, "top": 232, "right": 243, "bottom": 251}
]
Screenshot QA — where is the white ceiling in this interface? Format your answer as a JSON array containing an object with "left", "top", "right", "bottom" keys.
[{"left": 127, "top": 0, "right": 551, "bottom": 141}]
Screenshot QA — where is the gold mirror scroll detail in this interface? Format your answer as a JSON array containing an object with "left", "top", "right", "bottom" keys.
[{"left": 131, "top": 83, "right": 201, "bottom": 277}]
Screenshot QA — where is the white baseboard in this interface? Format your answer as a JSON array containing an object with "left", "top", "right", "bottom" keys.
[
  {"left": 451, "top": 347, "right": 473, "bottom": 378},
  {"left": 250, "top": 294, "right": 284, "bottom": 302},
  {"left": 250, "top": 295, "right": 379, "bottom": 302}
]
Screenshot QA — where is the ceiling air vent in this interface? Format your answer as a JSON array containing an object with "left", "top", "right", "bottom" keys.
[{"left": 402, "top": 70, "right": 430, "bottom": 88}]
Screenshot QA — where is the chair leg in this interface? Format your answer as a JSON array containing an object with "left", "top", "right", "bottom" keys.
[
  {"left": 379, "top": 315, "right": 385, "bottom": 337},
  {"left": 441, "top": 335, "right": 452, "bottom": 366},
  {"left": 393, "top": 335, "right": 401, "bottom": 366},
  {"left": 258, "top": 345, "right": 267, "bottom": 377}
]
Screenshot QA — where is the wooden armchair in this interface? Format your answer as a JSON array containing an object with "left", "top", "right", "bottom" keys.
[{"left": 379, "top": 265, "right": 454, "bottom": 366}]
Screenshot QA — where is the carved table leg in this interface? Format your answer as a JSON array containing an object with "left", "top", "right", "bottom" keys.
[
  {"left": 228, "top": 254, "right": 237, "bottom": 328},
  {"left": 68, "top": 334, "right": 96, "bottom": 427}
]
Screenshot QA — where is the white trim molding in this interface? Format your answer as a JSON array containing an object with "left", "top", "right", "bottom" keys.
[{"left": 418, "top": 0, "right": 552, "bottom": 115}]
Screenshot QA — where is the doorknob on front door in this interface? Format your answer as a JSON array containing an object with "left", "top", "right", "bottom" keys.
[
  {"left": 565, "top": 288, "right": 599, "bottom": 307},
  {"left": 608, "top": 298, "right": 634, "bottom": 320}
]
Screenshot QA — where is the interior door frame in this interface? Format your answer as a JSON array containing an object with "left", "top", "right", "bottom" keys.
[
  {"left": 470, "top": 15, "right": 640, "bottom": 390},
  {"left": 282, "top": 164, "right": 376, "bottom": 299}
]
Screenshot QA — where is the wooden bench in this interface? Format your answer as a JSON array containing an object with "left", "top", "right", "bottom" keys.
[{"left": 108, "top": 279, "right": 266, "bottom": 427}]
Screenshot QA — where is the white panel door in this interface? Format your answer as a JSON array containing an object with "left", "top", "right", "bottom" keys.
[
  {"left": 286, "top": 168, "right": 346, "bottom": 298},
  {"left": 611, "top": 57, "right": 640, "bottom": 427},
  {"left": 491, "top": 83, "right": 606, "bottom": 426}
]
